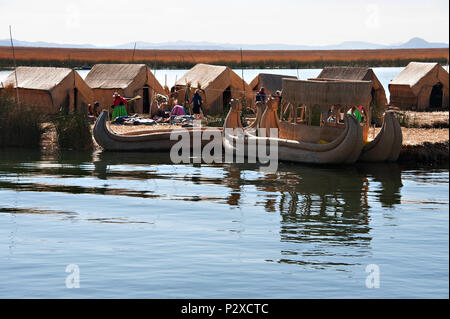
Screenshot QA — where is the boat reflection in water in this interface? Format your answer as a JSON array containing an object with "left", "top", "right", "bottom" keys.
[
  {"left": 0, "top": 149, "right": 403, "bottom": 270},
  {"left": 91, "top": 151, "right": 403, "bottom": 269}
]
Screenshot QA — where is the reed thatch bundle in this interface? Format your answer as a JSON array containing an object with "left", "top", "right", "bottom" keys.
[
  {"left": 282, "top": 79, "right": 372, "bottom": 109},
  {"left": 313, "top": 66, "right": 388, "bottom": 109}
]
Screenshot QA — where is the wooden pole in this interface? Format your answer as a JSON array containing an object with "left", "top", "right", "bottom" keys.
[
  {"left": 132, "top": 42, "right": 136, "bottom": 62},
  {"left": 9, "top": 25, "right": 20, "bottom": 104},
  {"left": 240, "top": 48, "right": 246, "bottom": 108}
]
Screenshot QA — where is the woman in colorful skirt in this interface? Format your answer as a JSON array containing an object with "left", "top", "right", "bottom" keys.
[{"left": 111, "top": 92, "right": 128, "bottom": 120}]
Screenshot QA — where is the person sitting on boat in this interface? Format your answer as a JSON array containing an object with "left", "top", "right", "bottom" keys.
[
  {"left": 255, "top": 87, "right": 267, "bottom": 112},
  {"left": 358, "top": 105, "right": 367, "bottom": 123},
  {"left": 190, "top": 89, "right": 203, "bottom": 120},
  {"left": 112, "top": 92, "right": 128, "bottom": 120},
  {"left": 347, "top": 106, "right": 362, "bottom": 123},
  {"left": 272, "top": 90, "right": 282, "bottom": 109}
]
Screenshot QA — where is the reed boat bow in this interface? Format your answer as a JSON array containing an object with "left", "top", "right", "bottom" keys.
[
  {"left": 93, "top": 110, "right": 222, "bottom": 152},
  {"left": 359, "top": 111, "right": 403, "bottom": 162}
]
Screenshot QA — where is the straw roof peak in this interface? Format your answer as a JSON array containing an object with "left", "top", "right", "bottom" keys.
[
  {"left": 3, "top": 66, "right": 73, "bottom": 91},
  {"left": 390, "top": 62, "right": 442, "bottom": 87},
  {"left": 316, "top": 66, "right": 373, "bottom": 81},
  {"left": 85, "top": 64, "right": 148, "bottom": 89},
  {"left": 175, "top": 64, "right": 228, "bottom": 88}
]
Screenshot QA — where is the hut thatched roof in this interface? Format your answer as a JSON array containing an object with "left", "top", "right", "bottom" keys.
[
  {"left": 175, "top": 64, "right": 228, "bottom": 89},
  {"left": 3, "top": 67, "right": 73, "bottom": 90},
  {"left": 313, "top": 66, "right": 388, "bottom": 108},
  {"left": 282, "top": 79, "right": 372, "bottom": 107},
  {"left": 316, "top": 67, "right": 373, "bottom": 81},
  {"left": 390, "top": 62, "right": 444, "bottom": 88},
  {"left": 85, "top": 64, "right": 151, "bottom": 89},
  {"left": 249, "top": 73, "right": 297, "bottom": 95}
]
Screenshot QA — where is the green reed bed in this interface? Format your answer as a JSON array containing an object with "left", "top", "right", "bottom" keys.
[
  {"left": 0, "top": 91, "right": 46, "bottom": 148},
  {"left": 52, "top": 111, "right": 93, "bottom": 151}
]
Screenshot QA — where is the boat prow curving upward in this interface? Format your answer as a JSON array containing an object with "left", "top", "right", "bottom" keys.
[
  {"left": 93, "top": 110, "right": 221, "bottom": 152},
  {"left": 359, "top": 111, "right": 403, "bottom": 162}
]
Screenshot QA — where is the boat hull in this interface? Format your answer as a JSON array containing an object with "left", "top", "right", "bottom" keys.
[
  {"left": 93, "top": 111, "right": 222, "bottom": 152},
  {"left": 223, "top": 114, "right": 364, "bottom": 164},
  {"left": 359, "top": 111, "right": 403, "bottom": 162}
]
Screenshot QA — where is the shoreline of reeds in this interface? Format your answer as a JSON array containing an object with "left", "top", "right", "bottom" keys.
[
  {"left": 0, "top": 57, "right": 448, "bottom": 71},
  {"left": 398, "top": 140, "right": 449, "bottom": 165},
  {"left": 0, "top": 89, "right": 93, "bottom": 151}
]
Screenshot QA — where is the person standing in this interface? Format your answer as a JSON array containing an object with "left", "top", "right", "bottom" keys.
[
  {"left": 191, "top": 89, "right": 203, "bottom": 120},
  {"left": 111, "top": 92, "right": 128, "bottom": 120},
  {"left": 255, "top": 87, "right": 267, "bottom": 112},
  {"left": 347, "top": 106, "right": 362, "bottom": 123}
]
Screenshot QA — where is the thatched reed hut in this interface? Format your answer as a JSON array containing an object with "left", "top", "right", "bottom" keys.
[
  {"left": 249, "top": 73, "right": 297, "bottom": 96},
  {"left": 85, "top": 64, "right": 165, "bottom": 115},
  {"left": 388, "top": 62, "right": 449, "bottom": 110},
  {"left": 173, "top": 63, "right": 253, "bottom": 114},
  {"left": 312, "top": 66, "right": 388, "bottom": 110},
  {"left": 1, "top": 66, "right": 94, "bottom": 114}
]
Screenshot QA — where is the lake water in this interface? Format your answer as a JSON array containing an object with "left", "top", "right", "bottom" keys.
[
  {"left": 1, "top": 67, "right": 403, "bottom": 100},
  {"left": 0, "top": 149, "right": 448, "bottom": 298}
]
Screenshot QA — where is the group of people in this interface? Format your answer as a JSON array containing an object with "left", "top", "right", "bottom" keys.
[
  {"left": 255, "top": 86, "right": 366, "bottom": 125},
  {"left": 92, "top": 89, "right": 205, "bottom": 121},
  {"left": 255, "top": 87, "right": 283, "bottom": 111},
  {"left": 347, "top": 105, "right": 366, "bottom": 123},
  {"left": 88, "top": 91, "right": 129, "bottom": 120}
]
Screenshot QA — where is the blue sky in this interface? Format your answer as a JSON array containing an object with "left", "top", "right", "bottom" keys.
[{"left": 1, "top": 0, "right": 448, "bottom": 46}]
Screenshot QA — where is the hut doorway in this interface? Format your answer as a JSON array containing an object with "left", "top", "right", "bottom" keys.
[
  {"left": 429, "top": 83, "right": 443, "bottom": 109},
  {"left": 73, "top": 88, "right": 78, "bottom": 112},
  {"left": 223, "top": 86, "right": 232, "bottom": 110},
  {"left": 143, "top": 85, "right": 150, "bottom": 114}
]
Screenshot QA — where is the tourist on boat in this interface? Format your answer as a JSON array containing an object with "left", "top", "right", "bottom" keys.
[
  {"left": 273, "top": 90, "right": 282, "bottom": 108},
  {"left": 256, "top": 87, "right": 267, "bottom": 112},
  {"left": 358, "top": 105, "right": 367, "bottom": 122},
  {"left": 348, "top": 106, "right": 362, "bottom": 123},
  {"left": 112, "top": 92, "right": 128, "bottom": 120},
  {"left": 191, "top": 89, "right": 203, "bottom": 120},
  {"left": 256, "top": 87, "right": 267, "bottom": 103}
]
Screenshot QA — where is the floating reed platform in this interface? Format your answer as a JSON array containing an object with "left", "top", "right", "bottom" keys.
[{"left": 398, "top": 141, "right": 449, "bottom": 164}]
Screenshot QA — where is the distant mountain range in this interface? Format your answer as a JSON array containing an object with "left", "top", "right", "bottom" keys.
[{"left": 0, "top": 37, "right": 448, "bottom": 50}]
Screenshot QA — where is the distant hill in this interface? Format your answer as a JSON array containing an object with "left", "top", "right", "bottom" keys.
[
  {"left": 0, "top": 39, "right": 96, "bottom": 49},
  {"left": 0, "top": 37, "right": 448, "bottom": 50}
]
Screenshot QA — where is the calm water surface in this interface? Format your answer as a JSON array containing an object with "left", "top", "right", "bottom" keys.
[{"left": 0, "top": 149, "right": 448, "bottom": 298}]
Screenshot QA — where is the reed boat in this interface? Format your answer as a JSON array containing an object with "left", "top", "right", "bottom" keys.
[
  {"left": 280, "top": 78, "right": 402, "bottom": 163},
  {"left": 93, "top": 110, "right": 222, "bottom": 152},
  {"left": 223, "top": 99, "right": 364, "bottom": 165}
]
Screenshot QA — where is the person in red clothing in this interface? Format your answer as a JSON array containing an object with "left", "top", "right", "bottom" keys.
[
  {"left": 113, "top": 92, "right": 128, "bottom": 107},
  {"left": 111, "top": 92, "right": 128, "bottom": 119}
]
